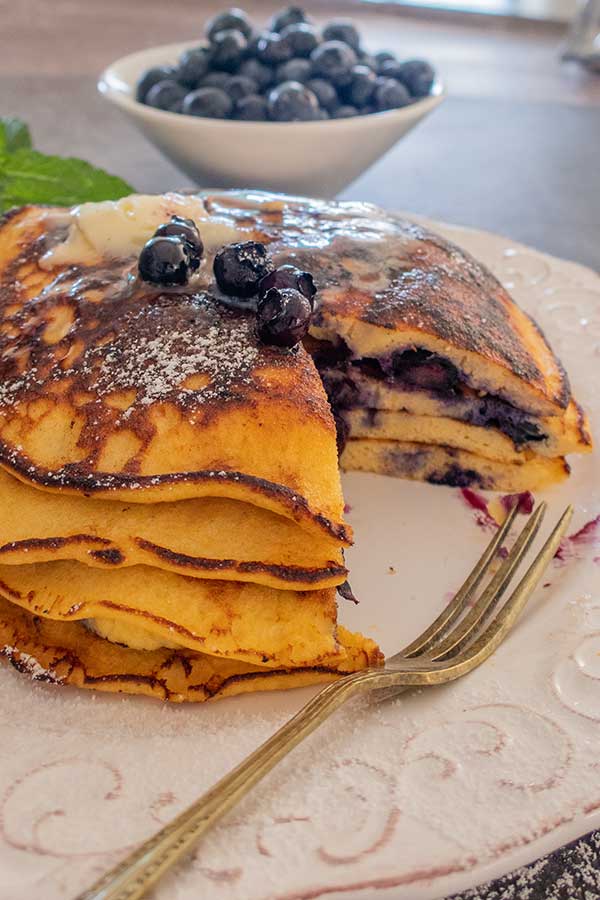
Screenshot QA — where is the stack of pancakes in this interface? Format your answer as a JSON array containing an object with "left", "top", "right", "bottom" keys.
[
  {"left": 0, "top": 200, "right": 381, "bottom": 702},
  {"left": 0, "top": 190, "right": 591, "bottom": 702}
]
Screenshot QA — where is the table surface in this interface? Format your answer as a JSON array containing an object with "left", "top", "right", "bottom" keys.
[{"left": 2, "top": 1, "right": 600, "bottom": 898}]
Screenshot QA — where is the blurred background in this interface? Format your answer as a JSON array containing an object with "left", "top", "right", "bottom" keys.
[{"left": 3, "top": 0, "right": 599, "bottom": 267}]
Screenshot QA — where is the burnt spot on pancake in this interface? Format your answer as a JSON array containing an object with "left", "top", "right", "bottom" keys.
[
  {"left": 89, "top": 548, "right": 125, "bottom": 565},
  {"left": 135, "top": 538, "right": 347, "bottom": 583},
  {"left": 0, "top": 534, "right": 111, "bottom": 555}
]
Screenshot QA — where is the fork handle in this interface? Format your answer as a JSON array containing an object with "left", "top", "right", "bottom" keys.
[{"left": 77, "top": 670, "right": 373, "bottom": 900}]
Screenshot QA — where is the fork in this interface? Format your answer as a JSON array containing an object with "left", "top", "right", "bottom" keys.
[{"left": 78, "top": 501, "right": 572, "bottom": 900}]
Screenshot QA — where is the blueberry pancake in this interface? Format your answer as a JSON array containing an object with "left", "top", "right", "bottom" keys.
[{"left": 200, "top": 190, "right": 590, "bottom": 490}]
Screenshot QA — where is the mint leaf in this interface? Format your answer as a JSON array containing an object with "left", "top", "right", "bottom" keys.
[
  {"left": 0, "top": 117, "right": 32, "bottom": 154},
  {"left": 0, "top": 149, "right": 133, "bottom": 212}
]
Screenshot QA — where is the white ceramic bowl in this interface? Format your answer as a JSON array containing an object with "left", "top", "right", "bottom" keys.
[{"left": 98, "top": 41, "right": 445, "bottom": 198}]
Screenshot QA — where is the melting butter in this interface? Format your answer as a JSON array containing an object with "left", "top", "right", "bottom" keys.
[{"left": 40, "top": 192, "right": 246, "bottom": 270}]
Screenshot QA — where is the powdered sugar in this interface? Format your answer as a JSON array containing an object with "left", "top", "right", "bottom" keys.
[{"left": 1, "top": 646, "right": 62, "bottom": 683}]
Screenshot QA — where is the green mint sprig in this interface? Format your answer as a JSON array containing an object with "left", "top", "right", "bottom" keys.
[{"left": 0, "top": 117, "right": 134, "bottom": 212}]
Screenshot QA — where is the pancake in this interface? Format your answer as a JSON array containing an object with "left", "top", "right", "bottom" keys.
[
  {"left": 341, "top": 439, "right": 569, "bottom": 492},
  {"left": 0, "top": 597, "right": 382, "bottom": 703},
  {"left": 0, "top": 561, "right": 348, "bottom": 668},
  {"left": 202, "top": 192, "right": 572, "bottom": 417},
  {"left": 341, "top": 406, "right": 590, "bottom": 464},
  {"left": 0, "top": 469, "right": 345, "bottom": 590},
  {"left": 0, "top": 200, "right": 349, "bottom": 544}
]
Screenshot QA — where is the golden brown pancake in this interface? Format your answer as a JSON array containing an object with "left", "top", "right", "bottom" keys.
[
  {"left": 0, "top": 468, "right": 345, "bottom": 590},
  {"left": 0, "top": 560, "right": 348, "bottom": 668},
  {"left": 0, "top": 203, "right": 348, "bottom": 543},
  {"left": 0, "top": 597, "right": 382, "bottom": 702}
]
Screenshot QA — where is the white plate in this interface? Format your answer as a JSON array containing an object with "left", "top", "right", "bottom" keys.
[{"left": 1, "top": 221, "right": 599, "bottom": 900}]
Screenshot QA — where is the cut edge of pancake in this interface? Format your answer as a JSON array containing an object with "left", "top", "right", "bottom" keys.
[
  {"left": 341, "top": 439, "right": 570, "bottom": 492},
  {"left": 0, "top": 597, "right": 383, "bottom": 703},
  {"left": 342, "top": 406, "right": 592, "bottom": 464}
]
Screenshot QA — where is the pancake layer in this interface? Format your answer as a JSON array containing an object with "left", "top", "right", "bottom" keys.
[
  {"left": 0, "top": 469, "right": 345, "bottom": 590},
  {"left": 0, "top": 561, "right": 345, "bottom": 669},
  {"left": 0, "top": 598, "right": 382, "bottom": 703},
  {"left": 341, "top": 439, "right": 570, "bottom": 492}
]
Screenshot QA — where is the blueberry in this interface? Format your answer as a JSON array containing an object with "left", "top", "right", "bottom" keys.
[
  {"left": 259, "top": 264, "right": 317, "bottom": 305},
  {"left": 256, "top": 31, "right": 293, "bottom": 66},
  {"left": 280, "top": 23, "right": 319, "bottom": 58},
  {"left": 315, "top": 108, "right": 330, "bottom": 120},
  {"left": 268, "top": 81, "right": 320, "bottom": 122},
  {"left": 235, "top": 94, "right": 269, "bottom": 120},
  {"left": 225, "top": 75, "right": 259, "bottom": 102},
  {"left": 378, "top": 59, "right": 405, "bottom": 81},
  {"left": 397, "top": 59, "right": 435, "bottom": 97},
  {"left": 138, "top": 236, "right": 192, "bottom": 286},
  {"left": 331, "top": 104, "right": 358, "bottom": 118},
  {"left": 205, "top": 8, "right": 252, "bottom": 40},
  {"left": 276, "top": 58, "right": 312, "bottom": 84},
  {"left": 306, "top": 78, "right": 339, "bottom": 112},
  {"left": 375, "top": 77, "right": 411, "bottom": 111},
  {"left": 270, "top": 6, "right": 308, "bottom": 32},
  {"left": 145, "top": 80, "right": 187, "bottom": 111},
  {"left": 199, "top": 71, "right": 232, "bottom": 90},
  {"left": 136, "top": 66, "right": 177, "bottom": 102},
  {"left": 256, "top": 287, "right": 312, "bottom": 348},
  {"left": 238, "top": 57, "right": 273, "bottom": 90},
  {"left": 182, "top": 87, "right": 233, "bottom": 118},
  {"left": 154, "top": 216, "right": 203, "bottom": 270},
  {"left": 177, "top": 47, "right": 210, "bottom": 86},
  {"left": 310, "top": 40, "right": 357, "bottom": 87},
  {"left": 214, "top": 241, "right": 273, "bottom": 297},
  {"left": 374, "top": 50, "right": 396, "bottom": 72},
  {"left": 322, "top": 20, "right": 361, "bottom": 53},
  {"left": 344, "top": 64, "right": 376, "bottom": 106},
  {"left": 210, "top": 28, "right": 247, "bottom": 71}
]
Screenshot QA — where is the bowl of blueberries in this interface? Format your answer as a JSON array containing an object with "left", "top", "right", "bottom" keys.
[{"left": 98, "top": 5, "right": 444, "bottom": 197}]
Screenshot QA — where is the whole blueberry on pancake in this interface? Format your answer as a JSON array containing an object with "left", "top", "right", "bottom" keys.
[
  {"left": 259, "top": 264, "right": 316, "bottom": 306},
  {"left": 214, "top": 241, "right": 274, "bottom": 297},
  {"left": 138, "top": 235, "right": 193, "bottom": 286},
  {"left": 256, "top": 287, "right": 312, "bottom": 347},
  {"left": 154, "top": 216, "right": 203, "bottom": 270}
]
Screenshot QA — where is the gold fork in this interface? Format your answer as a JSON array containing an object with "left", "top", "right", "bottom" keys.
[{"left": 78, "top": 501, "right": 572, "bottom": 900}]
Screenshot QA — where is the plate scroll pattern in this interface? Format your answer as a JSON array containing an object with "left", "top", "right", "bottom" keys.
[{"left": 0, "top": 221, "right": 599, "bottom": 900}]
